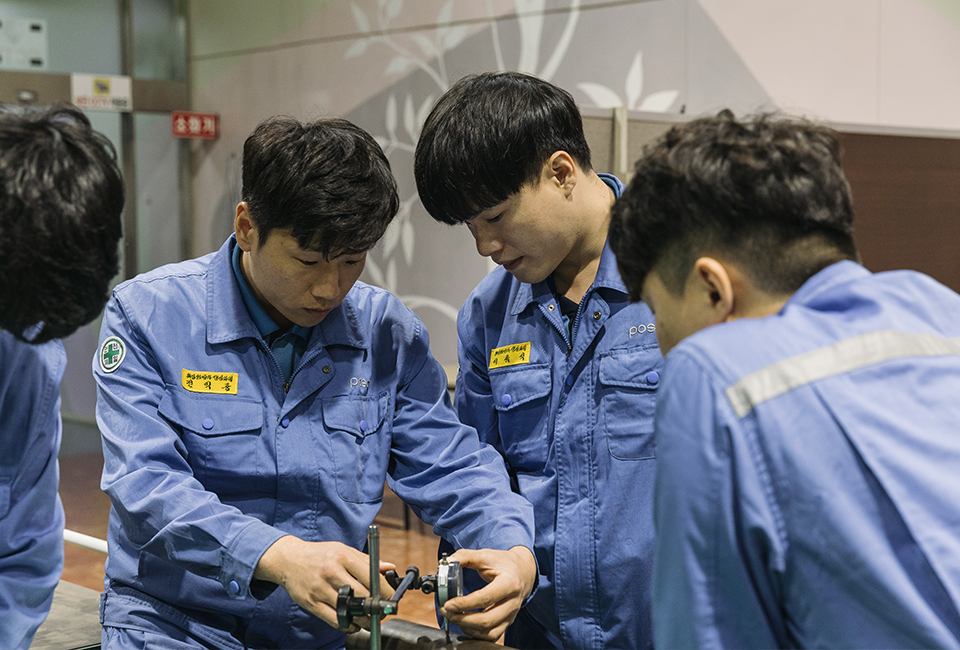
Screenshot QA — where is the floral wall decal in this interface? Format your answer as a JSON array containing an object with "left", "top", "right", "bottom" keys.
[{"left": 578, "top": 51, "right": 679, "bottom": 112}]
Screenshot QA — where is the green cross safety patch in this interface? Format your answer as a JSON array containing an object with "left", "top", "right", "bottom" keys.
[{"left": 99, "top": 336, "right": 126, "bottom": 373}]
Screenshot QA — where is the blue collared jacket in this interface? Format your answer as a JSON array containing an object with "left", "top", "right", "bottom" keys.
[
  {"left": 452, "top": 175, "right": 663, "bottom": 650},
  {"left": 653, "top": 261, "right": 960, "bottom": 649},
  {"left": 0, "top": 330, "right": 65, "bottom": 649},
  {"left": 94, "top": 236, "right": 535, "bottom": 650}
]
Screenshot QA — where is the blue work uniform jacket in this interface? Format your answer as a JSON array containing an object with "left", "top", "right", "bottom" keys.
[
  {"left": 451, "top": 175, "right": 663, "bottom": 650},
  {"left": 653, "top": 261, "right": 960, "bottom": 649},
  {"left": 94, "top": 236, "right": 535, "bottom": 650},
  {"left": 0, "top": 330, "right": 65, "bottom": 649}
]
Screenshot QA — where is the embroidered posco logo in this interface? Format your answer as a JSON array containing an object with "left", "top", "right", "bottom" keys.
[
  {"left": 629, "top": 323, "right": 656, "bottom": 337},
  {"left": 99, "top": 336, "right": 126, "bottom": 373}
]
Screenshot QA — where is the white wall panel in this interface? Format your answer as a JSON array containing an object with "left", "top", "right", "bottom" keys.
[
  {"left": 880, "top": 0, "right": 960, "bottom": 130},
  {"left": 697, "top": 0, "right": 881, "bottom": 123}
]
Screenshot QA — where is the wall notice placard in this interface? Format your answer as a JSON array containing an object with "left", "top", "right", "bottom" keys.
[
  {"left": 71, "top": 74, "right": 131, "bottom": 112},
  {"left": 0, "top": 16, "right": 49, "bottom": 71}
]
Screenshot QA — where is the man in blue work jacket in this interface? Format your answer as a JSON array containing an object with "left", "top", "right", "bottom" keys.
[
  {"left": 414, "top": 72, "right": 663, "bottom": 650},
  {"left": 94, "top": 116, "right": 537, "bottom": 650},
  {"left": 0, "top": 105, "right": 124, "bottom": 649},
  {"left": 609, "top": 110, "right": 960, "bottom": 649}
]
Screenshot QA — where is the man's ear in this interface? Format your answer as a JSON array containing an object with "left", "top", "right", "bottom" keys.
[
  {"left": 235, "top": 202, "right": 255, "bottom": 252},
  {"left": 691, "top": 257, "right": 735, "bottom": 322},
  {"left": 544, "top": 151, "right": 577, "bottom": 195}
]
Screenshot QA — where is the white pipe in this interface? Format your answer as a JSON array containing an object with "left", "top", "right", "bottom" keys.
[{"left": 63, "top": 529, "right": 108, "bottom": 554}]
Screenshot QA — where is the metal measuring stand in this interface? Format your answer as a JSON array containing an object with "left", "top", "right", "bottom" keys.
[
  {"left": 337, "top": 524, "right": 462, "bottom": 650},
  {"left": 368, "top": 525, "right": 382, "bottom": 650}
]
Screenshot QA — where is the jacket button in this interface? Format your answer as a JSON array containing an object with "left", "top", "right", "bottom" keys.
[
  {"left": 547, "top": 304, "right": 555, "bottom": 311},
  {"left": 322, "top": 366, "right": 331, "bottom": 374},
  {"left": 646, "top": 371, "right": 660, "bottom": 384},
  {"left": 501, "top": 394, "right": 512, "bottom": 407},
  {"left": 202, "top": 418, "right": 214, "bottom": 430},
  {"left": 565, "top": 375, "right": 574, "bottom": 386},
  {"left": 228, "top": 580, "right": 240, "bottom": 595},
  {"left": 593, "top": 311, "right": 601, "bottom": 320},
  {"left": 281, "top": 418, "right": 290, "bottom": 428},
  {"left": 359, "top": 419, "right": 367, "bottom": 432}
]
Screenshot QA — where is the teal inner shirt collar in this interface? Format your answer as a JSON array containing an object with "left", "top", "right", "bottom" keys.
[{"left": 230, "top": 239, "right": 311, "bottom": 343}]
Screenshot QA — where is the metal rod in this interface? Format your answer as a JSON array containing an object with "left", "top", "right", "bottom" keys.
[{"left": 368, "top": 525, "right": 380, "bottom": 650}]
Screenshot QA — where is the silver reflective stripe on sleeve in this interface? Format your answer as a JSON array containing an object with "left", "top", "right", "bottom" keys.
[{"left": 725, "top": 330, "right": 960, "bottom": 418}]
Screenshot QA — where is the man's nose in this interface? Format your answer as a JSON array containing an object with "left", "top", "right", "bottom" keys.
[
  {"left": 311, "top": 269, "right": 341, "bottom": 302},
  {"left": 472, "top": 223, "right": 501, "bottom": 258}
]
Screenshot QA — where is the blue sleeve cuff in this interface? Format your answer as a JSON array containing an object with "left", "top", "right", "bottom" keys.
[{"left": 219, "top": 520, "right": 287, "bottom": 601}]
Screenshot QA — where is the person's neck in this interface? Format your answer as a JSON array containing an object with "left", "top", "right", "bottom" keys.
[{"left": 551, "top": 172, "right": 614, "bottom": 304}]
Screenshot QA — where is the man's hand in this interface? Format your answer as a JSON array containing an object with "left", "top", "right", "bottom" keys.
[
  {"left": 253, "top": 535, "right": 395, "bottom": 632},
  {"left": 439, "top": 545, "right": 537, "bottom": 641}
]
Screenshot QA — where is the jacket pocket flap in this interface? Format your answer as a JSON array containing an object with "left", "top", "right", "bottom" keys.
[
  {"left": 159, "top": 389, "right": 264, "bottom": 436},
  {"left": 491, "top": 363, "right": 552, "bottom": 411},
  {"left": 321, "top": 394, "right": 387, "bottom": 437},
  {"left": 598, "top": 348, "right": 662, "bottom": 389}
]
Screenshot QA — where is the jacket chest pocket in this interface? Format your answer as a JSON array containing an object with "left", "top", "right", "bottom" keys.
[
  {"left": 158, "top": 390, "right": 265, "bottom": 495},
  {"left": 597, "top": 348, "right": 661, "bottom": 460},
  {"left": 490, "top": 363, "right": 552, "bottom": 469},
  {"left": 321, "top": 393, "right": 391, "bottom": 504}
]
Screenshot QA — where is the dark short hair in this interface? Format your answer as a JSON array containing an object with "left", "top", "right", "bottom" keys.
[
  {"left": 241, "top": 116, "right": 399, "bottom": 257},
  {"left": 415, "top": 71, "right": 592, "bottom": 224},
  {"left": 0, "top": 104, "right": 124, "bottom": 344},
  {"left": 610, "top": 110, "right": 858, "bottom": 301}
]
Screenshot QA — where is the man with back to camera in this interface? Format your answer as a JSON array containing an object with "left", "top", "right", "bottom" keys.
[
  {"left": 609, "top": 109, "right": 960, "bottom": 649},
  {"left": 414, "top": 71, "right": 664, "bottom": 650},
  {"left": 0, "top": 104, "right": 124, "bottom": 649},
  {"left": 94, "top": 114, "right": 538, "bottom": 650}
]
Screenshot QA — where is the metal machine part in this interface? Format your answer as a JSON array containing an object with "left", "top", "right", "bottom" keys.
[
  {"left": 336, "top": 526, "right": 466, "bottom": 650},
  {"left": 346, "top": 618, "right": 517, "bottom": 650},
  {"left": 436, "top": 555, "right": 463, "bottom": 609},
  {"left": 337, "top": 526, "right": 395, "bottom": 648},
  {"left": 436, "top": 555, "right": 462, "bottom": 643}
]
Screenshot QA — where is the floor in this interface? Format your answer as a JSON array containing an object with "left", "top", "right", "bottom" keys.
[{"left": 58, "top": 451, "right": 443, "bottom": 630}]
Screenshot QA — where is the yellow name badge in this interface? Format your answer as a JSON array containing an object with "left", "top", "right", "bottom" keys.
[
  {"left": 182, "top": 369, "right": 239, "bottom": 395},
  {"left": 489, "top": 342, "right": 532, "bottom": 369}
]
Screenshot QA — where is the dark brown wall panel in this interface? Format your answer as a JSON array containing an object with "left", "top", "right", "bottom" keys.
[
  {"left": 840, "top": 133, "right": 960, "bottom": 293},
  {"left": 595, "top": 115, "right": 960, "bottom": 294}
]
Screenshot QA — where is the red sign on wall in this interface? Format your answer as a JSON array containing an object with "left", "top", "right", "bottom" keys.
[{"left": 172, "top": 111, "right": 219, "bottom": 140}]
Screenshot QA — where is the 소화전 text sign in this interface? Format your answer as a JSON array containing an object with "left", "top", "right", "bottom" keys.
[{"left": 171, "top": 111, "right": 218, "bottom": 140}]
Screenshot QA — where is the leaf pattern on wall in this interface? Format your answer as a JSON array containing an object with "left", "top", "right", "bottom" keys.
[
  {"left": 578, "top": 51, "right": 678, "bottom": 112},
  {"left": 347, "top": 0, "right": 582, "bottom": 317},
  {"left": 342, "top": 0, "right": 680, "bottom": 357}
]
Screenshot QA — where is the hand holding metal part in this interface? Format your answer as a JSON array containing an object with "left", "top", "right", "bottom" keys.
[{"left": 436, "top": 545, "right": 537, "bottom": 642}]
